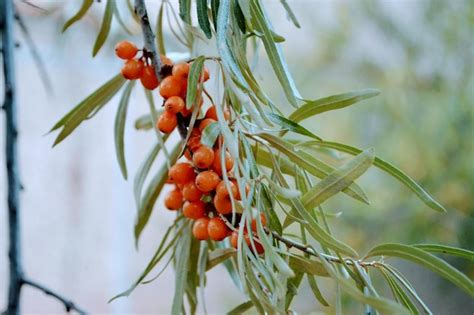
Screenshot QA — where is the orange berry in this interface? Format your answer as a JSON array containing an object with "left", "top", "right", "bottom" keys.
[
  {"left": 140, "top": 65, "right": 159, "bottom": 90},
  {"left": 172, "top": 62, "right": 190, "bottom": 78},
  {"left": 168, "top": 162, "right": 195, "bottom": 185},
  {"left": 251, "top": 213, "right": 267, "bottom": 232},
  {"left": 164, "top": 96, "right": 185, "bottom": 114},
  {"left": 192, "top": 146, "right": 215, "bottom": 169},
  {"left": 212, "top": 149, "right": 234, "bottom": 175},
  {"left": 160, "top": 55, "right": 173, "bottom": 67},
  {"left": 216, "top": 180, "right": 238, "bottom": 199},
  {"left": 187, "top": 135, "right": 202, "bottom": 152},
  {"left": 246, "top": 233, "right": 265, "bottom": 254},
  {"left": 115, "top": 40, "right": 138, "bottom": 60},
  {"left": 195, "top": 170, "right": 220, "bottom": 193},
  {"left": 214, "top": 194, "right": 232, "bottom": 214},
  {"left": 205, "top": 106, "right": 230, "bottom": 121},
  {"left": 183, "top": 200, "right": 206, "bottom": 220},
  {"left": 230, "top": 231, "right": 239, "bottom": 248},
  {"left": 208, "top": 217, "right": 228, "bottom": 241},
  {"left": 184, "top": 149, "right": 192, "bottom": 161},
  {"left": 121, "top": 59, "right": 144, "bottom": 80},
  {"left": 193, "top": 217, "right": 210, "bottom": 240},
  {"left": 199, "top": 118, "right": 216, "bottom": 132},
  {"left": 159, "top": 75, "right": 183, "bottom": 99},
  {"left": 157, "top": 111, "right": 177, "bottom": 134},
  {"left": 181, "top": 105, "right": 192, "bottom": 117},
  {"left": 182, "top": 181, "right": 203, "bottom": 202},
  {"left": 164, "top": 188, "right": 183, "bottom": 210}
]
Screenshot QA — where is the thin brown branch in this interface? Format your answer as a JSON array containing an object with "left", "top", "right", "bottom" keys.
[
  {"left": 23, "top": 279, "right": 87, "bottom": 315},
  {"left": 134, "top": 0, "right": 162, "bottom": 81}
]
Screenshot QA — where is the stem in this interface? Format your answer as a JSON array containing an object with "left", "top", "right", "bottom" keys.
[
  {"left": 134, "top": 0, "right": 162, "bottom": 81},
  {"left": 2, "top": 0, "right": 23, "bottom": 313},
  {"left": 22, "top": 279, "right": 87, "bottom": 315}
]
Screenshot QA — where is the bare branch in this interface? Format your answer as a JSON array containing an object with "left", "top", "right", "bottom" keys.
[{"left": 23, "top": 279, "right": 87, "bottom": 315}]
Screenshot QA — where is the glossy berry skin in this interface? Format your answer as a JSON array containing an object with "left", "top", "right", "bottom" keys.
[
  {"left": 214, "top": 194, "right": 232, "bottom": 214},
  {"left": 251, "top": 213, "right": 267, "bottom": 232},
  {"left": 140, "top": 65, "right": 159, "bottom": 90},
  {"left": 195, "top": 170, "right": 220, "bottom": 193},
  {"left": 159, "top": 75, "right": 183, "bottom": 99},
  {"left": 212, "top": 149, "right": 234, "bottom": 175},
  {"left": 205, "top": 106, "right": 230, "bottom": 121},
  {"left": 157, "top": 110, "right": 177, "bottom": 134},
  {"left": 207, "top": 217, "right": 228, "bottom": 241},
  {"left": 164, "top": 188, "right": 183, "bottom": 210},
  {"left": 183, "top": 149, "right": 192, "bottom": 161},
  {"left": 168, "top": 163, "right": 195, "bottom": 185},
  {"left": 182, "top": 181, "right": 203, "bottom": 202},
  {"left": 193, "top": 217, "right": 210, "bottom": 240},
  {"left": 183, "top": 200, "right": 207, "bottom": 220},
  {"left": 164, "top": 96, "right": 185, "bottom": 114},
  {"left": 115, "top": 41, "right": 138, "bottom": 60},
  {"left": 192, "top": 146, "right": 215, "bottom": 169},
  {"left": 216, "top": 180, "right": 238, "bottom": 199},
  {"left": 121, "top": 59, "right": 144, "bottom": 80},
  {"left": 187, "top": 129, "right": 202, "bottom": 152},
  {"left": 198, "top": 118, "right": 216, "bottom": 132},
  {"left": 172, "top": 62, "right": 190, "bottom": 78}
]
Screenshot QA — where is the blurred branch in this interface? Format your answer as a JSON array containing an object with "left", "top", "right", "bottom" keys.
[
  {"left": 2, "top": 1, "right": 86, "bottom": 314},
  {"left": 14, "top": 7, "right": 53, "bottom": 95}
]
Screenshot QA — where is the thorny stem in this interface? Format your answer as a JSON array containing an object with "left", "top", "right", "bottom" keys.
[{"left": 2, "top": 0, "right": 86, "bottom": 313}]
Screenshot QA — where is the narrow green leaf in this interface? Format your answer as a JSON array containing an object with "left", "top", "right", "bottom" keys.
[
  {"left": 172, "top": 224, "right": 192, "bottom": 315},
  {"left": 268, "top": 112, "right": 321, "bottom": 140},
  {"left": 134, "top": 143, "right": 181, "bottom": 244},
  {"left": 210, "top": 0, "right": 220, "bottom": 31},
  {"left": 307, "top": 275, "right": 330, "bottom": 307},
  {"left": 301, "top": 149, "right": 375, "bottom": 208},
  {"left": 288, "top": 256, "right": 329, "bottom": 277},
  {"left": 227, "top": 301, "right": 253, "bottom": 315},
  {"left": 233, "top": 0, "right": 246, "bottom": 33},
  {"left": 62, "top": 0, "right": 94, "bottom": 32},
  {"left": 92, "top": 0, "right": 114, "bottom": 56},
  {"left": 197, "top": 0, "right": 212, "bottom": 39},
  {"left": 309, "top": 140, "right": 447, "bottom": 212},
  {"left": 378, "top": 268, "right": 419, "bottom": 314},
  {"left": 156, "top": 2, "right": 166, "bottom": 55},
  {"left": 179, "top": 0, "right": 192, "bottom": 23},
  {"left": 200, "top": 121, "right": 220, "bottom": 147},
  {"left": 249, "top": 1, "right": 301, "bottom": 107},
  {"left": 366, "top": 243, "right": 474, "bottom": 296},
  {"left": 134, "top": 113, "right": 154, "bottom": 130},
  {"left": 279, "top": 0, "right": 300, "bottom": 28},
  {"left": 114, "top": 80, "right": 134, "bottom": 180},
  {"left": 51, "top": 74, "right": 126, "bottom": 146},
  {"left": 206, "top": 248, "right": 237, "bottom": 271},
  {"left": 413, "top": 244, "right": 474, "bottom": 260},
  {"left": 288, "top": 89, "right": 380, "bottom": 123},
  {"left": 186, "top": 56, "right": 205, "bottom": 110}
]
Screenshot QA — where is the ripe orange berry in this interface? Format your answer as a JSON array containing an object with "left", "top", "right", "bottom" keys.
[
  {"left": 230, "top": 231, "right": 239, "bottom": 248},
  {"left": 199, "top": 118, "right": 216, "bottom": 132},
  {"left": 214, "top": 194, "right": 232, "bottom": 214},
  {"left": 205, "top": 106, "right": 230, "bottom": 121},
  {"left": 251, "top": 213, "right": 267, "bottom": 232},
  {"left": 184, "top": 149, "right": 192, "bottom": 161},
  {"left": 192, "top": 146, "right": 215, "bottom": 169},
  {"left": 208, "top": 217, "right": 228, "bottom": 241},
  {"left": 246, "top": 234, "right": 265, "bottom": 254},
  {"left": 140, "top": 65, "right": 159, "bottom": 90},
  {"left": 159, "top": 75, "right": 183, "bottom": 99},
  {"left": 216, "top": 180, "right": 238, "bottom": 199},
  {"left": 164, "top": 188, "right": 183, "bottom": 210},
  {"left": 164, "top": 96, "right": 185, "bottom": 114},
  {"left": 115, "top": 40, "right": 138, "bottom": 60},
  {"left": 160, "top": 55, "right": 173, "bottom": 67},
  {"left": 182, "top": 181, "right": 203, "bottom": 202},
  {"left": 172, "top": 62, "right": 190, "bottom": 78},
  {"left": 212, "top": 149, "right": 234, "bottom": 175},
  {"left": 168, "top": 162, "right": 195, "bottom": 185},
  {"left": 193, "top": 217, "right": 210, "bottom": 240},
  {"left": 183, "top": 200, "right": 206, "bottom": 219},
  {"left": 181, "top": 105, "right": 192, "bottom": 117},
  {"left": 187, "top": 135, "right": 202, "bottom": 152},
  {"left": 195, "top": 170, "right": 220, "bottom": 193},
  {"left": 157, "top": 110, "right": 177, "bottom": 134},
  {"left": 121, "top": 59, "right": 144, "bottom": 80}
]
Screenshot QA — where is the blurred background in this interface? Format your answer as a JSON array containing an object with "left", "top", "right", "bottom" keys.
[{"left": 0, "top": 0, "right": 472, "bottom": 313}]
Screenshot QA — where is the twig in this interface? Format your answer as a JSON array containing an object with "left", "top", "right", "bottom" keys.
[
  {"left": 2, "top": 1, "right": 86, "bottom": 314},
  {"left": 22, "top": 279, "right": 87, "bottom": 314},
  {"left": 134, "top": 0, "right": 162, "bottom": 81},
  {"left": 2, "top": 1, "right": 23, "bottom": 314}
]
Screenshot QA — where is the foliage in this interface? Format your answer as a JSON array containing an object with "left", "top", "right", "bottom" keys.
[{"left": 52, "top": 0, "right": 473, "bottom": 313}]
